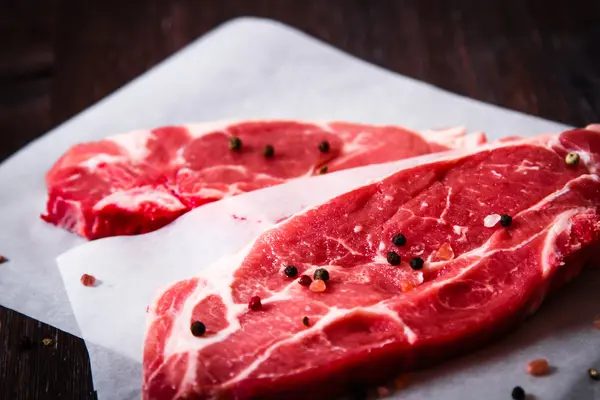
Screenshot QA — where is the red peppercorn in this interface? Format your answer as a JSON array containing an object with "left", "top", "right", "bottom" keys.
[
  {"left": 298, "top": 275, "right": 312, "bottom": 286},
  {"left": 248, "top": 296, "right": 262, "bottom": 311},
  {"left": 80, "top": 273, "right": 96, "bottom": 287}
]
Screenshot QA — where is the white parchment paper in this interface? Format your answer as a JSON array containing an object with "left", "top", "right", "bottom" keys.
[{"left": 0, "top": 16, "right": 595, "bottom": 400}]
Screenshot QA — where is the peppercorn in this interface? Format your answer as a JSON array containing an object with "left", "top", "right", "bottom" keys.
[
  {"left": 318, "top": 141, "right": 330, "bottom": 153},
  {"left": 313, "top": 268, "right": 330, "bottom": 281},
  {"left": 387, "top": 251, "right": 401, "bottom": 266},
  {"left": 302, "top": 316, "right": 310, "bottom": 327},
  {"left": 511, "top": 386, "right": 526, "bottom": 400},
  {"left": 392, "top": 233, "right": 407, "bottom": 246},
  {"left": 318, "top": 165, "right": 328, "bottom": 174},
  {"left": 298, "top": 275, "right": 312, "bottom": 286},
  {"left": 248, "top": 296, "right": 262, "bottom": 311},
  {"left": 565, "top": 152, "right": 580, "bottom": 166},
  {"left": 284, "top": 265, "right": 298, "bottom": 278},
  {"left": 190, "top": 321, "right": 206, "bottom": 337},
  {"left": 80, "top": 273, "right": 96, "bottom": 287},
  {"left": 229, "top": 136, "right": 242, "bottom": 151},
  {"left": 500, "top": 214, "right": 513, "bottom": 227},
  {"left": 263, "top": 144, "right": 274, "bottom": 158},
  {"left": 409, "top": 257, "right": 424, "bottom": 270},
  {"left": 589, "top": 368, "right": 600, "bottom": 381}
]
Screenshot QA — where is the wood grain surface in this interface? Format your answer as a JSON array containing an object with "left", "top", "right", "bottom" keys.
[{"left": 1, "top": 0, "right": 599, "bottom": 398}]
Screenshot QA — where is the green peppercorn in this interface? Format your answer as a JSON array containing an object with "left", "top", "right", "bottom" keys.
[
  {"left": 229, "top": 136, "right": 242, "bottom": 151},
  {"left": 313, "top": 268, "right": 330, "bottom": 281},
  {"left": 263, "top": 144, "right": 274, "bottom": 158},
  {"left": 565, "top": 152, "right": 580, "bottom": 166}
]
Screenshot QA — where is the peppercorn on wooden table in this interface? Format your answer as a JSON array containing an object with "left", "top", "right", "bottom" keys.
[{"left": 1, "top": 1, "right": 600, "bottom": 399}]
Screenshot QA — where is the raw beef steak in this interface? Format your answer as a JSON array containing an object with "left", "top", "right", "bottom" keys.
[
  {"left": 43, "top": 120, "right": 485, "bottom": 239},
  {"left": 143, "top": 128, "right": 600, "bottom": 400}
]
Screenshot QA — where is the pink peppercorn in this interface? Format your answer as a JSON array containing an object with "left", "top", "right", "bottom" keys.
[
  {"left": 298, "top": 275, "right": 312, "bottom": 286},
  {"left": 248, "top": 296, "right": 262, "bottom": 311}
]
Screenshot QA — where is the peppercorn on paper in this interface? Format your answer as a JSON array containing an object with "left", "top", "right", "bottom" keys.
[{"left": 1, "top": 16, "right": 597, "bottom": 400}]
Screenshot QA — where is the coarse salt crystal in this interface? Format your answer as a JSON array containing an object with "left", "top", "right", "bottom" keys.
[
  {"left": 354, "top": 225, "right": 363, "bottom": 233},
  {"left": 435, "top": 242, "right": 454, "bottom": 261},
  {"left": 400, "top": 281, "right": 416, "bottom": 293},
  {"left": 484, "top": 214, "right": 501, "bottom": 228}
]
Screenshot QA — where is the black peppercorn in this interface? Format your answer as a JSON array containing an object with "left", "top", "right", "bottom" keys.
[
  {"left": 190, "top": 321, "right": 206, "bottom": 337},
  {"left": 500, "top": 214, "right": 512, "bottom": 227},
  {"left": 409, "top": 257, "right": 424, "bottom": 270},
  {"left": 392, "top": 233, "right": 407, "bottom": 246},
  {"left": 387, "top": 251, "right": 401, "bottom": 266},
  {"left": 318, "top": 141, "right": 330, "bottom": 153},
  {"left": 511, "top": 386, "right": 525, "bottom": 400},
  {"left": 263, "top": 145, "right": 274, "bottom": 158},
  {"left": 284, "top": 265, "right": 298, "bottom": 278}
]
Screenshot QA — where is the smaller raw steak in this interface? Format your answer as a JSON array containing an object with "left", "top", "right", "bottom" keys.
[
  {"left": 43, "top": 120, "right": 485, "bottom": 239},
  {"left": 143, "top": 127, "right": 600, "bottom": 400}
]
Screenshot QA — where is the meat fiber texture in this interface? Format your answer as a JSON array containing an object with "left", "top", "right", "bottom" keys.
[
  {"left": 43, "top": 120, "right": 485, "bottom": 240},
  {"left": 143, "top": 128, "right": 600, "bottom": 400}
]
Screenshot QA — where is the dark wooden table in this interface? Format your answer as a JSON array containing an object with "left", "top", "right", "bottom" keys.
[{"left": 1, "top": 1, "right": 599, "bottom": 398}]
